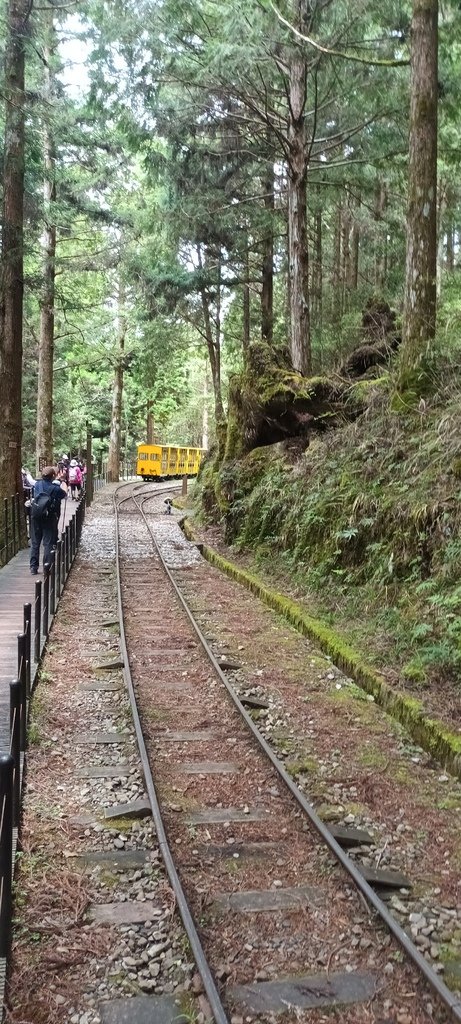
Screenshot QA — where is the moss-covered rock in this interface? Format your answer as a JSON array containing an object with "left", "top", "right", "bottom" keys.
[
  {"left": 224, "top": 342, "right": 357, "bottom": 460},
  {"left": 339, "top": 299, "right": 400, "bottom": 378},
  {"left": 194, "top": 447, "right": 221, "bottom": 521}
]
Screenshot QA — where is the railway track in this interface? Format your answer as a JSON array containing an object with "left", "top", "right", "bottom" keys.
[{"left": 115, "top": 480, "right": 460, "bottom": 1023}]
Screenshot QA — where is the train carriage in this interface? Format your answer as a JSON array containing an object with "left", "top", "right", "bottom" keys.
[{"left": 136, "top": 444, "right": 203, "bottom": 481}]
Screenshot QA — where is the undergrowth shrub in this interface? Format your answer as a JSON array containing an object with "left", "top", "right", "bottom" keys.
[{"left": 210, "top": 346, "right": 461, "bottom": 682}]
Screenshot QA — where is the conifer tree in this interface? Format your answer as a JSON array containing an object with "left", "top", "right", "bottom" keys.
[
  {"left": 0, "top": 0, "right": 31, "bottom": 503},
  {"left": 401, "top": 0, "right": 438, "bottom": 378},
  {"left": 36, "top": 5, "right": 57, "bottom": 471}
]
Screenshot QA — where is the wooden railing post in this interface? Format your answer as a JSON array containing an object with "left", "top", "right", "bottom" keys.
[
  {"left": 42, "top": 564, "right": 50, "bottom": 639},
  {"left": 9, "top": 682, "right": 21, "bottom": 829},
  {"left": 0, "top": 754, "right": 14, "bottom": 958},
  {"left": 23, "top": 604, "right": 31, "bottom": 699},
  {"left": 34, "top": 580, "right": 42, "bottom": 663},
  {"left": 17, "top": 635, "right": 27, "bottom": 752}
]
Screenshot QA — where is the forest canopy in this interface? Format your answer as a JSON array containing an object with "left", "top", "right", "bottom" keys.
[{"left": 0, "top": 0, "right": 458, "bottom": 494}]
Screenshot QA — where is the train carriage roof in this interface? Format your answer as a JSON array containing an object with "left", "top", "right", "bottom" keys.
[{"left": 137, "top": 443, "right": 204, "bottom": 452}]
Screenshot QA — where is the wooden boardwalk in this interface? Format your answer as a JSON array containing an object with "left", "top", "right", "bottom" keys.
[{"left": 0, "top": 500, "right": 77, "bottom": 753}]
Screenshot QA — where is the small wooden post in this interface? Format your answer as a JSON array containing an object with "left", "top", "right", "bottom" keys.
[{"left": 182, "top": 475, "right": 188, "bottom": 497}]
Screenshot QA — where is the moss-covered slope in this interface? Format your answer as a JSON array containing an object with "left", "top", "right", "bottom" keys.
[
  {"left": 196, "top": 367, "right": 461, "bottom": 686},
  {"left": 183, "top": 516, "right": 461, "bottom": 777}
]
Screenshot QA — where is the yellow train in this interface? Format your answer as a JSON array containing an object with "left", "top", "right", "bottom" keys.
[{"left": 136, "top": 444, "right": 203, "bottom": 481}]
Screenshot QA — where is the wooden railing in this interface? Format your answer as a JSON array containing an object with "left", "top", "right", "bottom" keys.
[
  {"left": 0, "top": 495, "right": 25, "bottom": 568},
  {"left": 0, "top": 495, "right": 86, "bottom": 971}
]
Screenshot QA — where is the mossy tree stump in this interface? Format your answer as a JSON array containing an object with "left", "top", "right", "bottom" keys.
[{"left": 225, "top": 342, "right": 350, "bottom": 460}]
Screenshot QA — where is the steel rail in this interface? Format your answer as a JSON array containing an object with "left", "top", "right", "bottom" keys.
[
  {"left": 135, "top": 494, "right": 461, "bottom": 1023},
  {"left": 110, "top": 480, "right": 145, "bottom": 512},
  {"left": 113, "top": 484, "right": 230, "bottom": 1024},
  {"left": 115, "top": 479, "right": 181, "bottom": 511}
]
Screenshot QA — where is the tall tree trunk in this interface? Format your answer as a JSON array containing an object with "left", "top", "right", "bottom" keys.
[
  {"left": 0, "top": 0, "right": 30, "bottom": 505},
  {"left": 285, "top": 238, "right": 291, "bottom": 339},
  {"left": 374, "top": 180, "right": 387, "bottom": 291},
  {"left": 197, "top": 245, "right": 225, "bottom": 424},
  {"left": 436, "top": 185, "right": 446, "bottom": 299},
  {"left": 202, "top": 369, "right": 209, "bottom": 451},
  {"left": 261, "top": 151, "right": 274, "bottom": 345},
  {"left": 331, "top": 203, "right": 342, "bottom": 326},
  {"left": 107, "top": 281, "right": 126, "bottom": 483},
  {"left": 287, "top": 7, "right": 311, "bottom": 376},
  {"left": 350, "top": 192, "right": 360, "bottom": 290},
  {"left": 243, "top": 241, "right": 250, "bottom": 359},
  {"left": 201, "top": 290, "right": 224, "bottom": 423},
  {"left": 446, "top": 219, "right": 454, "bottom": 271},
  {"left": 288, "top": 93, "right": 309, "bottom": 372},
  {"left": 36, "top": 9, "right": 56, "bottom": 472},
  {"left": 287, "top": 140, "right": 310, "bottom": 375},
  {"left": 146, "top": 400, "right": 154, "bottom": 443},
  {"left": 216, "top": 255, "right": 222, "bottom": 373},
  {"left": 401, "top": 0, "right": 438, "bottom": 375},
  {"left": 341, "top": 202, "right": 351, "bottom": 310},
  {"left": 445, "top": 185, "right": 455, "bottom": 271},
  {"left": 312, "top": 205, "right": 322, "bottom": 333}
]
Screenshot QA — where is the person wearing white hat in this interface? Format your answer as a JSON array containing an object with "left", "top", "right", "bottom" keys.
[{"left": 68, "top": 459, "right": 83, "bottom": 499}]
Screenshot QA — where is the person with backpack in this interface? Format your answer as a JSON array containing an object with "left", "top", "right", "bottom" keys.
[
  {"left": 68, "top": 459, "right": 83, "bottom": 499},
  {"left": 30, "top": 466, "right": 68, "bottom": 575},
  {"left": 57, "top": 457, "right": 69, "bottom": 486}
]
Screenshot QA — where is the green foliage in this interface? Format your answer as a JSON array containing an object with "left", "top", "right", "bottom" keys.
[
  {"left": 5, "top": 0, "right": 461, "bottom": 475},
  {"left": 202, "top": 328, "right": 461, "bottom": 683}
]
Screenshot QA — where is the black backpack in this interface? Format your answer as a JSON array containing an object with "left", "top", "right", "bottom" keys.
[{"left": 31, "top": 491, "right": 59, "bottom": 520}]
